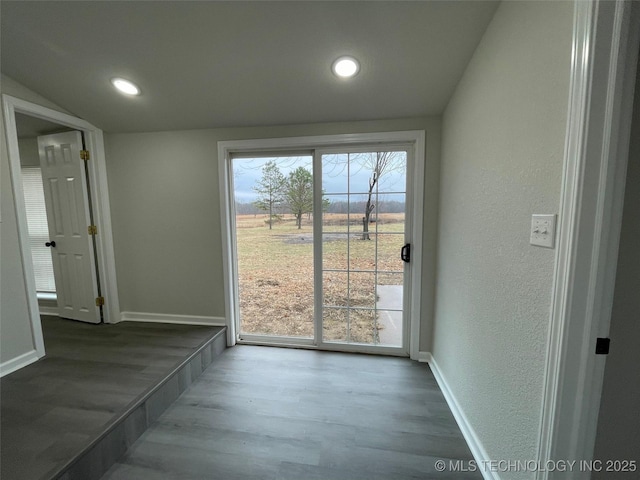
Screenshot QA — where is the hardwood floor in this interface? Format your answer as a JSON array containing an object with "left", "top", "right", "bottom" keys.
[
  {"left": 0, "top": 316, "right": 225, "bottom": 480},
  {"left": 102, "top": 345, "right": 481, "bottom": 480}
]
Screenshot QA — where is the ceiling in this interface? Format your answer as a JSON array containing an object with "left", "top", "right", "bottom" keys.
[{"left": 1, "top": 1, "right": 499, "bottom": 133}]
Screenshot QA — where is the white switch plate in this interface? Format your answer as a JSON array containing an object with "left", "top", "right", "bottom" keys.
[{"left": 530, "top": 214, "right": 557, "bottom": 248}]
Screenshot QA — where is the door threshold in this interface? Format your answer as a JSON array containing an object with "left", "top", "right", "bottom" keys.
[
  {"left": 237, "top": 339, "right": 317, "bottom": 350},
  {"left": 237, "top": 335, "right": 315, "bottom": 349},
  {"left": 236, "top": 338, "right": 409, "bottom": 357}
]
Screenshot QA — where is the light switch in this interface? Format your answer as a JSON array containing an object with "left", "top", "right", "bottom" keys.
[{"left": 530, "top": 214, "right": 557, "bottom": 248}]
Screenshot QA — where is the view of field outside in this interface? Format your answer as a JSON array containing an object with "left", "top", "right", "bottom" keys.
[{"left": 233, "top": 152, "right": 407, "bottom": 345}]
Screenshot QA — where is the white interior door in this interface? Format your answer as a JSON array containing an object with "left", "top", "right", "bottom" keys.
[{"left": 38, "top": 131, "right": 101, "bottom": 323}]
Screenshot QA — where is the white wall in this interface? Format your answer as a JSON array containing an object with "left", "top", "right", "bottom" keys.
[
  {"left": 105, "top": 117, "right": 441, "bottom": 346},
  {"left": 0, "top": 74, "right": 440, "bottom": 364},
  {"left": 0, "top": 75, "right": 71, "bottom": 367},
  {"left": 18, "top": 137, "right": 39, "bottom": 166},
  {"left": 592, "top": 65, "right": 640, "bottom": 475},
  {"left": 431, "top": 1, "right": 572, "bottom": 476}
]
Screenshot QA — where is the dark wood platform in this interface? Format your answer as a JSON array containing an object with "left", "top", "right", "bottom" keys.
[{"left": 0, "top": 316, "right": 226, "bottom": 480}]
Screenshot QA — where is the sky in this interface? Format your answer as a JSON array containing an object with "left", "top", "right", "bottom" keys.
[{"left": 232, "top": 152, "right": 407, "bottom": 204}]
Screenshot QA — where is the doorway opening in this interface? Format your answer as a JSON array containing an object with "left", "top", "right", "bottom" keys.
[
  {"left": 14, "top": 114, "right": 102, "bottom": 324},
  {"left": 3, "top": 94, "right": 120, "bottom": 371},
  {"left": 220, "top": 131, "right": 425, "bottom": 357}
]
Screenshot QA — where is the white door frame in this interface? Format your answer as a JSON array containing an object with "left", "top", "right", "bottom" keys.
[
  {"left": 537, "top": 0, "right": 639, "bottom": 476},
  {"left": 218, "top": 131, "right": 425, "bottom": 359},
  {"left": 3, "top": 94, "right": 121, "bottom": 358}
]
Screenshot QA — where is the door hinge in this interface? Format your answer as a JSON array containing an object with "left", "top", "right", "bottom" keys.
[
  {"left": 595, "top": 337, "right": 610, "bottom": 355},
  {"left": 80, "top": 150, "right": 90, "bottom": 161},
  {"left": 88, "top": 225, "right": 98, "bottom": 235},
  {"left": 96, "top": 296, "right": 105, "bottom": 307}
]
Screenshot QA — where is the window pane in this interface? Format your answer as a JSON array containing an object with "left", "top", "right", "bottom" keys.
[{"left": 21, "top": 167, "right": 56, "bottom": 293}]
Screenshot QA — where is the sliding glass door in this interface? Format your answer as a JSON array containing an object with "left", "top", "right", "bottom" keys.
[
  {"left": 319, "top": 150, "right": 408, "bottom": 348},
  {"left": 229, "top": 143, "right": 414, "bottom": 355}
]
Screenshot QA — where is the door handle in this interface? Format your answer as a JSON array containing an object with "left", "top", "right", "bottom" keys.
[
  {"left": 401, "top": 243, "right": 410, "bottom": 263},
  {"left": 45, "top": 241, "right": 56, "bottom": 248}
]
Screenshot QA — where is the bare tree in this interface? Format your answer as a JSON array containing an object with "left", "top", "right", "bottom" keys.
[{"left": 359, "top": 151, "right": 405, "bottom": 240}]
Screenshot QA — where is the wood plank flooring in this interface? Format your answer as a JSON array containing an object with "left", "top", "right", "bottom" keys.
[
  {"left": 102, "top": 345, "right": 482, "bottom": 480},
  {"left": 1, "top": 316, "right": 225, "bottom": 480}
]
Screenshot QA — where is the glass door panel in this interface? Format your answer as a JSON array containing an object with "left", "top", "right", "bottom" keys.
[
  {"left": 320, "top": 150, "right": 407, "bottom": 347},
  {"left": 232, "top": 155, "right": 315, "bottom": 340}
]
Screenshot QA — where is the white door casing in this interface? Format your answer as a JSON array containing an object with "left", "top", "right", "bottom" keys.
[
  {"left": 2, "top": 94, "right": 120, "bottom": 373},
  {"left": 38, "top": 131, "right": 101, "bottom": 323},
  {"left": 536, "top": 0, "right": 640, "bottom": 476},
  {"left": 218, "top": 131, "right": 425, "bottom": 358}
]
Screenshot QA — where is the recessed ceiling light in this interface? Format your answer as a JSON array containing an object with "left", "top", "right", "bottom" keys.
[
  {"left": 332, "top": 56, "right": 360, "bottom": 78},
  {"left": 111, "top": 77, "right": 140, "bottom": 96}
]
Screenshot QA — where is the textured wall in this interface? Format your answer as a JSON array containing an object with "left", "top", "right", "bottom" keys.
[
  {"left": 1, "top": 115, "right": 33, "bottom": 364},
  {"left": 0, "top": 75, "right": 71, "bottom": 365},
  {"left": 105, "top": 117, "right": 440, "bottom": 346},
  {"left": 18, "top": 137, "right": 39, "bottom": 166},
  {"left": 432, "top": 1, "right": 572, "bottom": 476},
  {"left": 592, "top": 60, "right": 640, "bottom": 475}
]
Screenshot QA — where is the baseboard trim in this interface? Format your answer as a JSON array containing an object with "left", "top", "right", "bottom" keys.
[
  {"left": 38, "top": 298, "right": 59, "bottom": 317},
  {"left": 427, "top": 355, "right": 499, "bottom": 480},
  {"left": 120, "top": 311, "right": 226, "bottom": 326},
  {"left": 38, "top": 306, "right": 59, "bottom": 316},
  {"left": 0, "top": 349, "right": 40, "bottom": 377},
  {"left": 417, "top": 351, "right": 431, "bottom": 363}
]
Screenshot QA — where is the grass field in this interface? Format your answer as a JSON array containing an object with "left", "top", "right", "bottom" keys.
[{"left": 236, "top": 212, "right": 405, "bottom": 344}]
